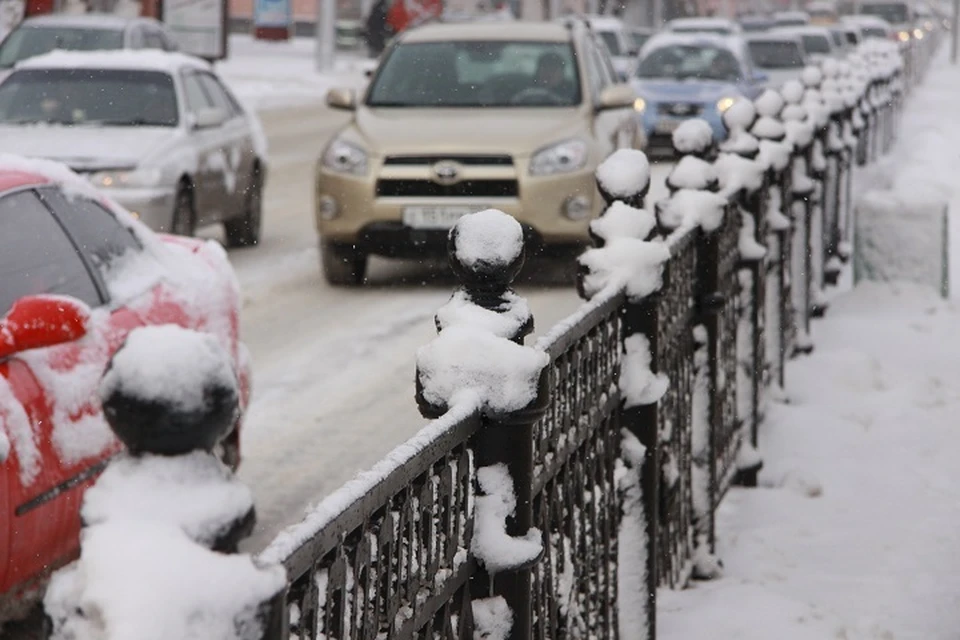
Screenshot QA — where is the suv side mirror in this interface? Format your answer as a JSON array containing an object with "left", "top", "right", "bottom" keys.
[
  {"left": 0, "top": 295, "right": 90, "bottom": 359},
  {"left": 327, "top": 88, "right": 357, "bottom": 111},
  {"left": 597, "top": 84, "right": 636, "bottom": 111},
  {"left": 191, "top": 107, "right": 228, "bottom": 130}
]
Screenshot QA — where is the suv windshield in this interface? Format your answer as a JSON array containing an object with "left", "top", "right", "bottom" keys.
[
  {"left": 636, "top": 44, "right": 743, "bottom": 81},
  {"left": 367, "top": 40, "right": 582, "bottom": 108},
  {"left": 0, "top": 26, "right": 124, "bottom": 69},
  {"left": 859, "top": 3, "right": 909, "bottom": 23},
  {"left": 748, "top": 40, "right": 805, "bottom": 68},
  {"left": 0, "top": 69, "right": 179, "bottom": 126}
]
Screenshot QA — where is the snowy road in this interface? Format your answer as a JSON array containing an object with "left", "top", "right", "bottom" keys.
[{"left": 219, "top": 101, "right": 677, "bottom": 551}]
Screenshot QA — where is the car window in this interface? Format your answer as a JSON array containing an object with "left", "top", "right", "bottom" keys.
[
  {"left": 592, "top": 37, "right": 618, "bottom": 83},
  {"left": 197, "top": 73, "right": 241, "bottom": 117},
  {"left": 636, "top": 44, "right": 743, "bottom": 82},
  {"left": 748, "top": 40, "right": 805, "bottom": 68},
  {"left": 367, "top": 40, "right": 582, "bottom": 108},
  {"left": 0, "top": 26, "right": 125, "bottom": 68},
  {"left": 598, "top": 30, "right": 622, "bottom": 56},
  {"left": 0, "top": 68, "right": 179, "bottom": 127},
  {"left": 182, "top": 72, "right": 215, "bottom": 113},
  {"left": 143, "top": 28, "right": 166, "bottom": 50},
  {"left": 0, "top": 190, "right": 101, "bottom": 317},
  {"left": 801, "top": 34, "right": 832, "bottom": 53},
  {"left": 40, "top": 188, "right": 141, "bottom": 276},
  {"left": 128, "top": 26, "right": 144, "bottom": 49}
]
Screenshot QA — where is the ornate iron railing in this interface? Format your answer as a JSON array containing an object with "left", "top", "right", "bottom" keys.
[{"left": 251, "top": 50, "right": 905, "bottom": 640}]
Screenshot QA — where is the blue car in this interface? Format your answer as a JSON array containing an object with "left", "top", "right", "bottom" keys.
[{"left": 630, "top": 34, "right": 769, "bottom": 156}]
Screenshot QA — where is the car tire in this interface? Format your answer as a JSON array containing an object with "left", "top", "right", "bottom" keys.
[
  {"left": 321, "top": 240, "right": 367, "bottom": 286},
  {"left": 225, "top": 168, "right": 263, "bottom": 248},
  {"left": 171, "top": 183, "right": 196, "bottom": 237}
]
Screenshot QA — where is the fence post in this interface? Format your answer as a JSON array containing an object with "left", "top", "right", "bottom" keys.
[{"left": 417, "top": 212, "right": 545, "bottom": 640}]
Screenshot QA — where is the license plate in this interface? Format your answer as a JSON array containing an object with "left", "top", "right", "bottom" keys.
[
  {"left": 655, "top": 119, "right": 681, "bottom": 134},
  {"left": 402, "top": 206, "right": 487, "bottom": 230}
]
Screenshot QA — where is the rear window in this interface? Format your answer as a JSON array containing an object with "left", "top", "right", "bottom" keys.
[
  {"left": 801, "top": 34, "right": 832, "bottom": 53},
  {"left": 859, "top": 2, "right": 909, "bottom": 23},
  {"left": 367, "top": 40, "right": 582, "bottom": 108},
  {"left": 748, "top": 40, "right": 805, "bottom": 68},
  {"left": 0, "top": 26, "right": 124, "bottom": 69}
]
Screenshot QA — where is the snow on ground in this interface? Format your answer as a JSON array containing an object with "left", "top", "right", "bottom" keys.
[
  {"left": 659, "top": 282, "right": 960, "bottom": 639},
  {"left": 660, "top": 52, "right": 960, "bottom": 638},
  {"left": 216, "top": 35, "right": 370, "bottom": 111},
  {"left": 853, "top": 50, "right": 960, "bottom": 295}
]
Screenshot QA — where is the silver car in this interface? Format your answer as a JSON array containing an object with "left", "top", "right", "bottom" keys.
[{"left": 0, "top": 50, "right": 267, "bottom": 245}]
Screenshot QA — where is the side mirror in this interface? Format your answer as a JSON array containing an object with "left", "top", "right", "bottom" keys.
[
  {"left": 326, "top": 87, "right": 357, "bottom": 111},
  {"left": 597, "top": 84, "right": 636, "bottom": 111},
  {"left": 0, "top": 295, "right": 90, "bottom": 359},
  {"left": 191, "top": 107, "right": 228, "bottom": 130}
]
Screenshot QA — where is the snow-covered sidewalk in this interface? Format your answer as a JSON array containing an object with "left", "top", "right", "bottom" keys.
[
  {"left": 216, "top": 35, "right": 370, "bottom": 111},
  {"left": 659, "top": 282, "right": 960, "bottom": 639}
]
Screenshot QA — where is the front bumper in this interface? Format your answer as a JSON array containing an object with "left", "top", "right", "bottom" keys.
[
  {"left": 315, "top": 165, "right": 601, "bottom": 255},
  {"left": 103, "top": 187, "right": 176, "bottom": 232}
]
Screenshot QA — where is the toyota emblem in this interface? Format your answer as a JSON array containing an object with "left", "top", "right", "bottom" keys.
[{"left": 432, "top": 161, "right": 461, "bottom": 185}]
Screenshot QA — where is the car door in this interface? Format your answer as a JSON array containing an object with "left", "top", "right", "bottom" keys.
[
  {"left": 196, "top": 72, "right": 256, "bottom": 218},
  {"left": 181, "top": 70, "right": 229, "bottom": 224},
  {"left": 0, "top": 189, "right": 125, "bottom": 595},
  {"left": 586, "top": 37, "right": 636, "bottom": 155}
]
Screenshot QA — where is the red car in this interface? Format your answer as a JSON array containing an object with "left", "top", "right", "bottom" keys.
[{"left": 0, "top": 159, "right": 251, "bottom": 621}]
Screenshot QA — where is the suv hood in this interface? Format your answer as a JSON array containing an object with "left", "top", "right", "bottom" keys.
[
  {"left": 0, "top": 125, "right": 178, "bottom": 171},
  {"left": 631, "top": 79, "right": 742, "bottom": 103},
  {"left": 350, "top": 107, "right": 588, "bottom": 159}
]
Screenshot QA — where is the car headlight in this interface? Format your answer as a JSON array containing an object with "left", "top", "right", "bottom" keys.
[
  {"left": 913, "top": 28, "right": 924, "bottom": 39},
  {"left": 529, "top": 139, "right": 589, "bottom": 177},
  {"left": 898, "top": 30, "right": 911, "bottom": 41},
  {"left": 89, "top": 167, "right": 163, "bottom": 189},
  {"left": 634, "top": 97, "right": 647, "bottom": 113},
  {"left": 717, "top": 97, "right": 737, "bottom": 113},
  {"left": 322, "top": 137, "right": 368, "bottom": 176}
]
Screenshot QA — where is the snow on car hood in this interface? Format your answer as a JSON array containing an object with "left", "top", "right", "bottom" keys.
[
  {"left": 0, "top": 125, "right": 179, "bottom": 170},
  {"left": 351, "top": 107, "right": 587, "bottom": 158},
  {"left": 631, "top": 78, "right": 743, "bottom": 103}
]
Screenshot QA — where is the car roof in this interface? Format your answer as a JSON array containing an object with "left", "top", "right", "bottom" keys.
[
  {"left": 746, "top": 32, "right": 804, "bottom": 44},
  {"left": 667, "top": 16, "right": 740, "bottom": 31},
  {"left": 0, "top": 168, "right": 49, "bottom": 193},
  {"left": 643, "top": 31, "right": 743, "bottom": 52},
  {"left": 16, "top": 49, "right": 211, "bottom": 73},
  {"left": 19, "top": 13, "right": 141, "bottom": 29},
  {"left": 401, "top": 21, "right": 571, "bottom": 43},
  {"left": 581, "top": 14, "right": 626, "bottom": 30},
  {"left": 842, "top": 14, "right": 891, "bottom": 27}
]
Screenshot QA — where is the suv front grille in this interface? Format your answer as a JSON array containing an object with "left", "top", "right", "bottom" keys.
[
  {"left": 657, "top": 102, "right": 703, "bottom": 117},
  {"left": 383, "top": 155, "right": 514, "bottom": 166},
  {"left": 376, "top": 179, "right": 519, "bottom": 198}
]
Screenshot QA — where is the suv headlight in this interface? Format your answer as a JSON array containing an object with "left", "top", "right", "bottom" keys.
[
  {"left": 529, "top": 139, "right": 588, "bottom": 177},
  {"left": 89, "top": 167, "right": 163, "bottom": 189},
  {"left": 322, "top": 137, "right": 368, "bottom": 176},
  {"left": 717, "top": 97, "right": 737, "bottom": 113}
]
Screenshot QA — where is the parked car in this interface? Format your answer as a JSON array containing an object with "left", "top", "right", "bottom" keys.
[
  {"left": 772, "top": 25, "right": 838, "bottom": 62},
  {"left": 772, "top": 10, "right": 811, "bottom": 26},
  {"left": 0, "top": 14, "right": 177, "bottom": 76},
  {"left": 315, "top": 21, "right": 640, "bottom": 285},
  {"left": 665, "top": 16, "right": 742, "bottom": 35},
  {"left": 581, "top": 15, "right": 637, "bottom": 80},
  {"left": 631, "top": 33, "right": 768, "bottom": 155},
  {"left": 0, "top": 157, "right": 250, "bottom": 622},
  {"left": 851, "top": 0, "right": 915, "bottom": 42},
  {"left": 738, "top": 13, "right": 776, "bottom": 32},
  {"left": 0, "top": 50, "right": 268, "bottom": 245},
  {"left": 841, "top": 14, "right": 893, "bottom": 40},
  {"left": 746, "top": 33, "right": 808, "bottom": 89}
]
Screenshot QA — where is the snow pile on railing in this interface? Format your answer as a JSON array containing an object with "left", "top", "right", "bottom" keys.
[{"left": 44, "top": 325, "right": 284, "bottom": 640}]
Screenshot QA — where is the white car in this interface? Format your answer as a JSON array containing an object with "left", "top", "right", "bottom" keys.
[
  {"left": 746, "top": 33, "right": 808, "bottom": 89},
  {"left": 772, "top": 25, "right": 838, "bottom": 62},
  {"left": 0, "top": 50, "right": 268, "bottom": 245},
  {"left": 842, "top": 14, "right": 894, "bottom": 41},
  {"left": 665, "top": 17, "right": 743, "bottom": 35}
]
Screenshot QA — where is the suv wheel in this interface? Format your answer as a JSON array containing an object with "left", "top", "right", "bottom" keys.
[
  {"left": 225, "top": 168, "right": 263, "bottom": 248},
  {"left": 171, "top": 184, "right": 196, "bottom": 237},
  {"left": 321, "top": 240, "right": 367, "bottom": 286}
]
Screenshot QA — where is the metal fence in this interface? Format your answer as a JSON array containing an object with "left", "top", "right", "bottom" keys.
[{"left": 256, "top": 50, "right": 912, "bottom": 640}]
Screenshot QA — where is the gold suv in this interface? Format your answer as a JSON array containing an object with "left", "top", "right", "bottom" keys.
[{"left": 316, "top": 20, "right": 640, "bottom": 285}]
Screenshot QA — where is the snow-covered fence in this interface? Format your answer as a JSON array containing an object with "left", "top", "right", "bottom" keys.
[
  {"left": 43, "top": 326, "right": 286, "bottom": 640},
  {"left": 248, "top": 39, "right": 907, "bottom": 640}
]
